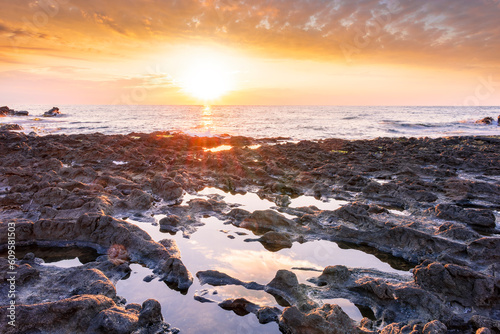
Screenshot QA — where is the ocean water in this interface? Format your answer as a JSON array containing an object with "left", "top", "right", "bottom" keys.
[{"left": 2, "top": 104, "right": 500, "bottom": 139}]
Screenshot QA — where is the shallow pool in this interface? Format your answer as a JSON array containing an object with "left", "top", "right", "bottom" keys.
[{"left": 118, "top": 212, "right": 411, "bottom": 333}]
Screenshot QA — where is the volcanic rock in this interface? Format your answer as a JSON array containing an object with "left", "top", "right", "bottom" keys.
[
  {"left": 0, "top": 124, "right": 23, "bottom": 131},
  {"left": 258, "top": 231, "right": 293, "bottom": 251},
  {"left": 196, "top": 270, "right": 264, "bottom": 290},
  {"left": 413, "top": 261, "right": 499, "bottom": 307},
  {"left": 476, "top": 117, "right": 494, "bottom": 125},
  {"left": 279, "top": 304, "right": 357, "bottom": 334},
  {"left": 43, "top": 107, "right": 61, "bottom": 117},
  {"left": 0, "top": 106, "right": 13, "bottom": 116},
  {"left": 240, "top": 210, "right": 295, "bottom": 234},
  {"left": 265, "top": 270, "right": 317, "bottom": 311},
  {"left": 433, "top": 204, "right": 496, "bottom": 228},
  {"left": 151, "top": 175, "right": 183, "bottom": 202}
]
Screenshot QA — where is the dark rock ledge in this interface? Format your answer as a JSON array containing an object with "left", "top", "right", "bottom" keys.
[{"left": 0, "top": 130, "right": 499, "bottom": 333}]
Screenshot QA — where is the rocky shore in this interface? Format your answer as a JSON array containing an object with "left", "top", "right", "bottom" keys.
[{"left": 0, "top": 129, "right": 499, "bottom": 333}]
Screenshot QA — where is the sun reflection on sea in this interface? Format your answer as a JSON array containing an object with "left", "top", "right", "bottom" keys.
[{"left": 201, "top": 105, "right": 214, "bottom": 130}]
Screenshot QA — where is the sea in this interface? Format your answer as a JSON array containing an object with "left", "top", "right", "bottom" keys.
[{"left": 1, "top": 105, "right": 500, "bottom": 140}]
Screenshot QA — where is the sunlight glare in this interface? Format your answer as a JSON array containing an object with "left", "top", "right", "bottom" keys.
[{"left": 180, "top": 55, "right": 234, "bottom": 101}]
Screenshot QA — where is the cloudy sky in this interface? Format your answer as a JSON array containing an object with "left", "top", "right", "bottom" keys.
[{"left": 1, "top": 0, "right": 499, "bottom": 105}]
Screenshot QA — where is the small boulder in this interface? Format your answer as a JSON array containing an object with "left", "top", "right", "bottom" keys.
[
  {"left": 476, "top": 117, "right": 494, "bottom": 125},
  {"left": 317, "top": 265, "right": 351, "bottom": 286},
  {"left": 0, "top": 106, "right": 14, "bottom": 116},
  {"left": 259, "top": 231, "right": 293, "bottom": 251},
  {"left": 240, "top": 210, "right": 294, "bottom": 234},
  {"left": 219, "top": 298, "right": 255, "bottom": 316},
  {"left": 43, "top": 107, "right": 61, "bottom": 117},
  {"left": 159, "top": 215, "right": 181, "bottom": 233},
  {"left": 138, "top": 299, "right": 163, "bottom": 327},
  {"left": 279, "top": 304, "right": 357, "bottom": 334},
  {"left": 197, "top": 270, "right": 244, "bottom": 286},
  {"left": 227, "top": 208, "right": 251, "bottom": 221},
  {"left": 196, "top": 270, "right": 265, "bottom": 290},
  {"left": 0, "top": 123, "right": 23, "bottom": 131},
  {"left": 256, "top": 306, "right": 282, "bottom": 324},
  {"left": 151, "top": 175, "right": 183, "bottom": 202},
  {"left": 15, "top": 110, "right": 29, "bottom": 116}
]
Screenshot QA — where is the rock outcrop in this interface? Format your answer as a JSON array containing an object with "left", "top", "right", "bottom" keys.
[
  {"left": 0, "top": 215, "right": 193, "bottom": 291},
  {"left": 1, "top": 131, "right": 499, "bottom": 333},
  {"left": 43, "top": 106, "right": 61, "bottom": 117}
]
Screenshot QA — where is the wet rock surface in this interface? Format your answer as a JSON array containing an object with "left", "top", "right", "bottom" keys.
[
  {"left": 0, "top": 130, "right": 499, "bottom": 333},
  {"left": 0, "top": 124, "right": 23, "bottom": 131},
  {"left": 43, "top": 106, "right": 61, "bottom": 117},
  {"left": 0, "top": 106, "right": 29, "bottom": 117}
]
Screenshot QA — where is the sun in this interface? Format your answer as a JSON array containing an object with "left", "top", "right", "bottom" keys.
[{"left": 180, "top": 55, "right": 234, "bottom": 101}]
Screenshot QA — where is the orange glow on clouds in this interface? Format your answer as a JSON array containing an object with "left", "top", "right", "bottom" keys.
[{"left": 0, "top": 0, "right": 499, "bottom": 105}]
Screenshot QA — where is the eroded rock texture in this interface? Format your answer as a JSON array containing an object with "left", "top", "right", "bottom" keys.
[{"left": 1, "top": 130, "right": 499, "bottom": 333}]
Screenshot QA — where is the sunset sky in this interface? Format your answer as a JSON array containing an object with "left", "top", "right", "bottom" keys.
[{"left": 1, "top": 0, "right": 499, "bottom": 105}]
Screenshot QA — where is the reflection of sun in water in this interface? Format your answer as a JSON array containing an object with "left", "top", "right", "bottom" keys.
[
  {"left": 201, "top": 105, "right": 213, "bottom": 128},
  {"left": 180, "top": 56, "right": 234, "bottom": 101}
]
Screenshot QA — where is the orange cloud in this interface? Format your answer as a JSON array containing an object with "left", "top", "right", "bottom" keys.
[
  {"left": 0, "top": 0, "right": 498, "bottom": 67},
  {"left": 0, "top": 0, "right": 499, "bottom": 105}
]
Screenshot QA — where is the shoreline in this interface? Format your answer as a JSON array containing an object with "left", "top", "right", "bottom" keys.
[
  {"left": 0, "top": 129, "right": 499, "bottom": 333},
  {"left": 2, "top": 104, "right": 500, "bottom": 140}
]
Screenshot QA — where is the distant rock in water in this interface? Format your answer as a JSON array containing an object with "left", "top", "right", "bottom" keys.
[
  {"left": 0, "top": 106, "right": 14, "bottom": 116},
  {"left": 0, "top": 106, "right": 29, "bottom": 116},
  {"left": 43, "top": 106, "right": 61, "bottom": 117},
  {"left": 0, "top": 123, "right": 23, "bottom": 131},
  {"left": 475, "top": 117, "right": 494, "bottom": 125}
]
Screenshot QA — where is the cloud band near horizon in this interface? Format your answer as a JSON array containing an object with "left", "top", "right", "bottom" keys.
[{"left": 0, "top": 0, "right": 499, "bottom": 68}]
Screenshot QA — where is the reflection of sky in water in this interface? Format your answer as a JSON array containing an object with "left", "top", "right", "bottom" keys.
[
  {"left": 41, "top": 258, "right": 84, "bottom": 268},
  {"left": 117, "top": 188, "right": 411, "bottom": 332},
  {"left": 168, "top": 217, "right": 409, "bottom": 283},
  {"left": 7, "top": 246, "right": 99, "bottom": 269},
  {"left": 116, "top": 264, "right": 281, "bottom": 334},
  {"left": 322, "top": 298, "right": 363, "bottom": 322},
  {"left": 289, "top": 196, "right": 348, "bottom": 211},
  {"left": 121, "top": 213, "right": 410, "bottom": 332},
  {"left": 184, "top": 187, "right": 348, "bottom": 213},
  {"left": 388, "top": 209, "right": 411, "bottom": 216},
  {"left": 184, "top": 187, "right": 275, "bottom": 212}
]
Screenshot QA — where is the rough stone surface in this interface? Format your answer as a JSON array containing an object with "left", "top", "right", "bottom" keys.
[
  {"left": 279, "top": 304, "right": 357, "bottom": 334},
  {"left": 258, "top": 231, "right": 293, "bottom": 251},
  {"left": 196, "top": 270, "right": 265, "bottom": 290},
  {"left": 240, "top": 210, "right": 296, "bottom": 234},
  {"left": 1, "top": 132, "right": 500, "bottom": 333}
]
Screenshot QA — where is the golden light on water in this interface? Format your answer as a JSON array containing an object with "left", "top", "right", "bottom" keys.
[
  {"left": 202, "top": 105, "right": 212, "bottom": 116},
  {"left": 201, "top": 105, "right": 214, "bottom": 129}
]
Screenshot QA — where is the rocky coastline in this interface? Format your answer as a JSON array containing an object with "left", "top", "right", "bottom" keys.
[{"left": 0, "top": 129, "right": 499, "bottom": 333}]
